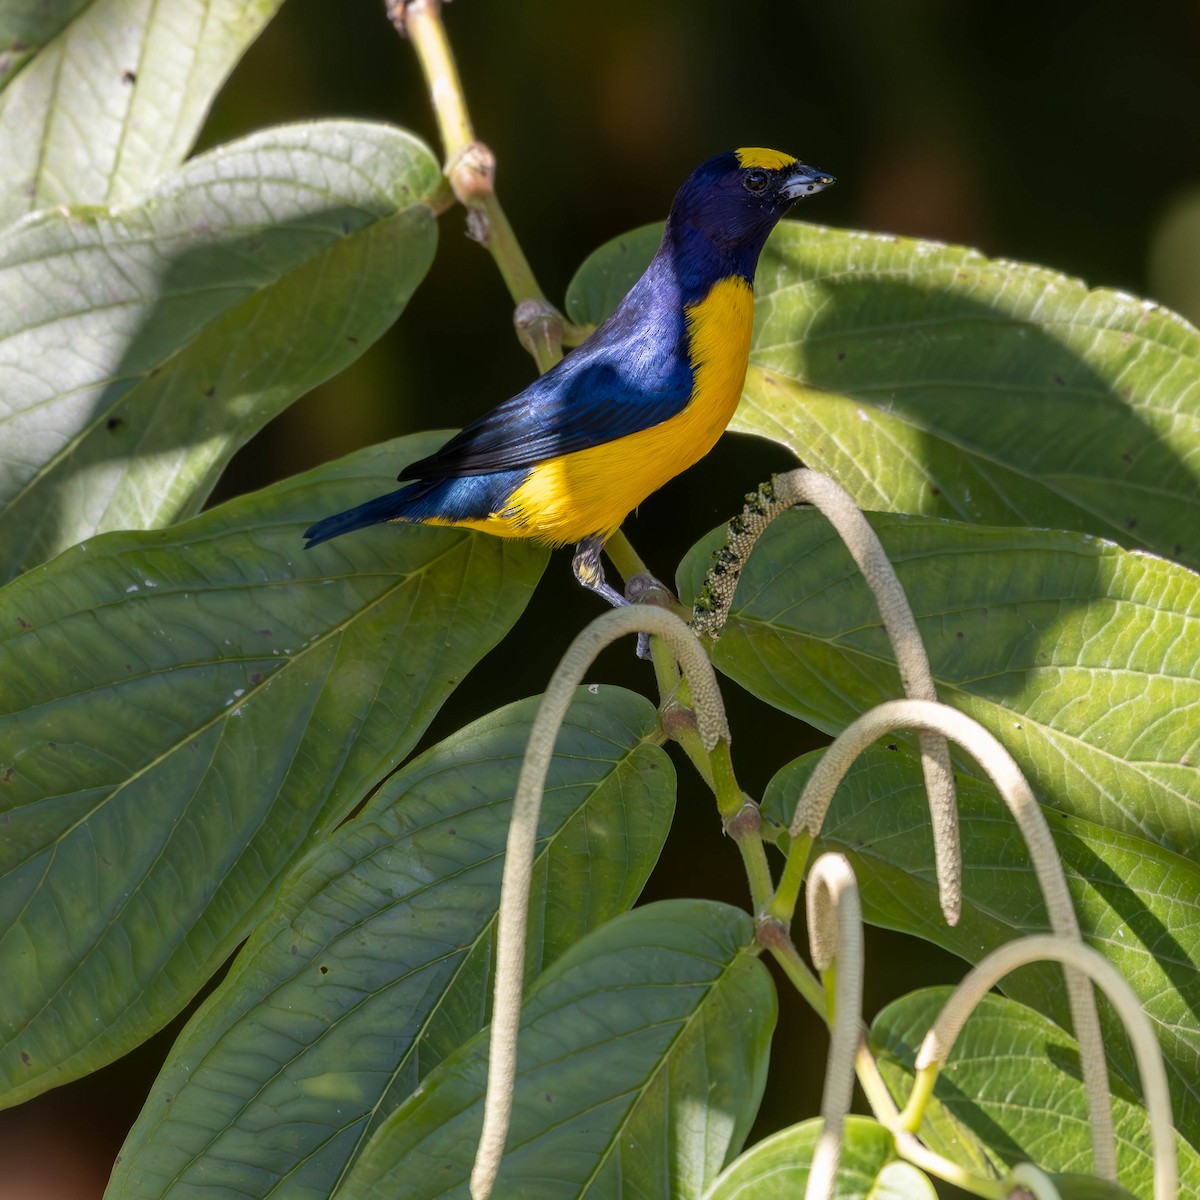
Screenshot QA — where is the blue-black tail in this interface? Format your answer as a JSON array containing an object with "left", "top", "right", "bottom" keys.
[
  {"left": 303, "top": 483, "right": 433, "bottom": 548},
  {"left": 304, "top": 469, "right": 528, "bottom": 548}
]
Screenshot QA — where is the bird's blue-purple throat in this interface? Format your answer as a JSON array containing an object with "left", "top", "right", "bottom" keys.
[{"left": 304, "top": 148, "right": 835, "bottom": 638}]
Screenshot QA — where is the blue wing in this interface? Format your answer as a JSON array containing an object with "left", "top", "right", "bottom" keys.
[{"left": 400, "top": 255, "right": 693, "bottom": 481}]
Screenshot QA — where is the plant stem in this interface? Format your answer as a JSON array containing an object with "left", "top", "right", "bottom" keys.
[
  {"left": 661, "top": 702, "right": 715, "bottom": 790},
  {"left": 725, "top": 801, "right": 775, "bottom": 914},
  {"left": 893, "top": 1133, "right": 1009, "bottom": 1199},
  {"left": 761, "top": 925, "right": 826, "bottom": 1015},
  {"left": 854, "top": 1036, "right": 899, "bottom": 1123},
  {"left": 768, "top": 829, "right": 813, "bottom": 925},
  {"left": 897, "top": 1064, "right": 939, "bottom": 1132},
  {"left": 708, "top": 740, "right": 742, "bottom": 820},
  {"left": 396, "top": 0, "right": 586, "bottom": 366},
  {"left": 393, "top": 0, "right": 473, "bottom": 159},
  {"left": 603, "top": 528, "right": 645, "bottom": 582}
]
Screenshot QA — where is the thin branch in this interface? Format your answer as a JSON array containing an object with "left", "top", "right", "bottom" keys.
[
  {"left": 892, "top": 1130, "right": 1009, "bottom": 1199},
  {"left": 757, "top": 922, "right": 827, "bottom": 1015},
  {"left": 389, "top": 0, "right": 474, "bottom": 158},
  {"left": 725, "top": 799, "right": 776, "bottom": 915},
  {"left": 396, "top": 0, "right": 586, "bottom": 364}
]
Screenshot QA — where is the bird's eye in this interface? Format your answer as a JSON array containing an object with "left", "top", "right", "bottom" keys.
[{"left": 743, "top": 169, "right": 769, "bottom": 193}]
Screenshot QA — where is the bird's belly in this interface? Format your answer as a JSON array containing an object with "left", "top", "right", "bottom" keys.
[{"left": 499, "top": 276, "right": 755, "bottom": 545}]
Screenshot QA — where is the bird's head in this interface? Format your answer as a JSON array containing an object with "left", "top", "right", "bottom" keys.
[{"left": 666, "top": 148, "right": 835, "bottom": 278}]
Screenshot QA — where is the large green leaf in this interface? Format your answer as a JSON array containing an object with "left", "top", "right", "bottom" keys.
[
  {"left": 704, "top": 1116, "right": 936, "bottom": 1200},
  {"left": 336, "top": 900, "right": 775, "bottom": 1200},
  {"left": 0, "top": 432, "right": 547, "bottom": 1105},
  {"left": 762, "top": 744, "right": 1200, "bottom": 1155},
  {"left": 108, "top": 686, "right": 673, "bottom": 1200},
  {"left": 871, "top": 990, "right": 1200, "bottom": 1199},
  {"left": 0, "top": 0, "right": 283, "bottom": 225},
  {"left": 0, "top": 120, "right": 441, "bottom": 581},
  {"left": 565, "top": 221, "right": 1200, "bottom": 570},
  {"left": 677, "top": 509, "right": 1200, "bottom": 857},
  {"left": 745, "top": 225, "right": 1200, "bottom": 570}
]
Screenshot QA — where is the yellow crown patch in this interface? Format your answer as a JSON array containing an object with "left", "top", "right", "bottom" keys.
[{"left": 735, "top": 147, "right": 798, "bottom": 171}]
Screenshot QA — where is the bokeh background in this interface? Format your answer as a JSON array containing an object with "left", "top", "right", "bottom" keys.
[{"left": 5, "top": 1, "right": 1200, "bottom": 1195}]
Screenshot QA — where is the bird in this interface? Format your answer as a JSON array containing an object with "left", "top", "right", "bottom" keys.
[{"left": 304, "top": 148, "right": 834, "bottom": 620}]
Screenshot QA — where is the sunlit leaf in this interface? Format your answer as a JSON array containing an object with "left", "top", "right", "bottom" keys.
[
  {"left": 0, "top": 120, "right": 441, "bottom": 580},
  {"left": 704, "top": 1115, "right": 936, "bottom": 1200},
  {"left": 0, "top": 0, "right": 283, "bottom": 224},
  {"left": 337, "top": 901, "right": 775, "bottom": 1200},
  {"left": 0, "top": 432, "right": 546, "bottom": 1105},
  {"left": 872, "top": 990, "right": 1200, "bottom": 1199},
  {"left": 762, "top": 743, "right": 1200, "bottom": 1154},
  {"left": 678, "top": 509, "right": 1200, "bottom": 857}
]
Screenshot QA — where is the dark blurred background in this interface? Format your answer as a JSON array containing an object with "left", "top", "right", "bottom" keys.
[{"left": 6, "top": 1, "right": 1200, "bottom": 1195}]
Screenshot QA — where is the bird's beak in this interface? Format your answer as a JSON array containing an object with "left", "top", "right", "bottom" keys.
[{"left": 781, "top": 164, "right": 836, "bottom": 200}]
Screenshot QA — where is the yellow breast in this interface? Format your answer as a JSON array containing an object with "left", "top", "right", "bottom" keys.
[{"left": 453, "top": 275, "right": 756, "bottom": 547}]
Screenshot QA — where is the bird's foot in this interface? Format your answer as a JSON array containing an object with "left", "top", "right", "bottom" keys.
[
  {"left": 572, "top": 537, "right": 673, "bottom": 660},
  {"left": 624, "top": 571, "right": 676, "bottom": 660},
  {"left": 572, "top": 536, "right": 628, "bottom": 608}
]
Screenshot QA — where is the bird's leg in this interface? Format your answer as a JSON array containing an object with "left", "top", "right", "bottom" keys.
[
  {"left": 572, "top": 535, "right": 628, "bottom": 608},
  {"left": 572, "top": 535, "right": 652, "bottom": 659}
]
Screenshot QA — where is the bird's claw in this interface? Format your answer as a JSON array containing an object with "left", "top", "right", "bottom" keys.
[{"left": 573, "top": 538, "right": 674, "bottom": 660}]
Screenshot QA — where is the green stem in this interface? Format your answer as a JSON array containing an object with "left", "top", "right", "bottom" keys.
[
  {"left": 894, "top": 1134, "right": 1008, "bottom": 1199},
  {"left": 823, "top": 957, "right": 838, "bottom": 1014},
  {"left": 561, "top": 321, "right": 596, "bottom": 347},
  {"left": 394, "top": 0, "right": 473, "bottom": 157},
  {"left": 898, "top": 1063, "right": 939, "bottom": 1132},
  {"left": 855, "top": 1039, "right": 1006, "bottom": 1198},
  {"left": 660, "top": 699, "right": 715, "bottom": 789},
  {"left": 724, "top": 800, "right": 775, "bottom": 915},
  {"left": 604, "top": 529, "right": 691, "bottom": 625},
  {"left": 603, "top": 528, "right": 646, "bottom": 582},
  {"left": 650, "top": 660, "right": 714, "bottom": 788},
  {"left": 709, "top": 740, "right": 742, "bottom": 821},
  {"left": 479, "top": 200, "right": 551, "bottom": 316},
  {"left": 761, "top": 925, "right": 826, "bottom": 1015},
  {"left": 648, "top": 636, "right": 682, "bottom": 712},
  {"left": 857, "top": 1036, "right": 1005, "bottom": 1197},
  {"left": 854, "top": 1037, "right": 899, "bottom": 1124},
  {"left": 398, "top": 0, "right": 574, "bottom": 367},
  {"left": 767, "top": 829, "right": 813, "bottom": 924}
]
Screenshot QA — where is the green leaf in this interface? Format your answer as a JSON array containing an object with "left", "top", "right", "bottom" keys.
[
  {"left": 564, "top": 222, "right": 662, "bottom": 331},
  {"left": 0, "top": 120, "right": 441, "bottom": 581},
  {"left": 762, "top": 743, "right": 1200, "bottom": 1156},
  {"left": 108, "top": 686, "right": 673, "bottom": 1200},
  {"left": 744, "top": 224, "right": 1200, "bottom": 570},
  {"left": 871, "top": 990, "right": 1200, "bottom": 1199},
  {"left": 336, "top": 900, "right": 775, "bottom": 1200},
  {"left": 678, "top": 509, "right": 1200, "bottom": 857},
  {"left": 565, "top": 221, "right": 1200, "bottom": 570},
  {"left": 0, "top": 432, "right": 547, "bottom": 1105},
  {"left": 0, "top": 0, "right": 283, "bottom": 224},
  {"left": 704, "top": 1115, "right": 936, "bottom": 1200}
]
